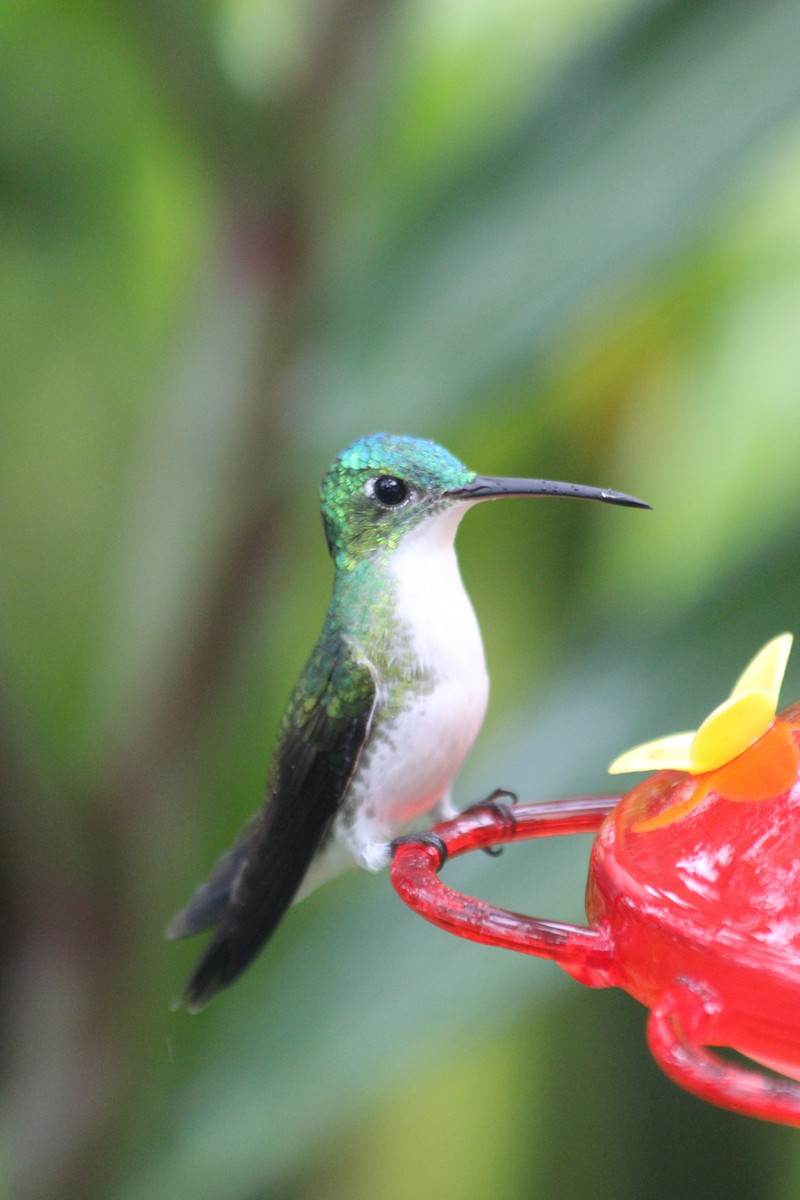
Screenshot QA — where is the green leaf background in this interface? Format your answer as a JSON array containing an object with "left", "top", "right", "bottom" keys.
[{"left": 4, "top": 1, "right": 800, "bottom": 1197}]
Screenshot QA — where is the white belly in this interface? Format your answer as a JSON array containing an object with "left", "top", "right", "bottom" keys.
[
  {"left": 363, "top": 672, "right": 488, "bottom": 824},
  {"left": 341, "top": 505, "right": 489, "bottom": 868}
]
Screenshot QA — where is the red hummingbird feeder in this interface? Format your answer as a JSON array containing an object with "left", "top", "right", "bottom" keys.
[{"left": 391, "top": 634, "right": 800, "bottom": 1127}]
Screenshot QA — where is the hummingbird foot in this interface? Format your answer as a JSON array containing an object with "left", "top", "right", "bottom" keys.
[
  {"left": 462, "top": 789, "right": 518, "bottom": 856},
  {"left": 391, "top": 831, "right": 449, "bottom": 867}
]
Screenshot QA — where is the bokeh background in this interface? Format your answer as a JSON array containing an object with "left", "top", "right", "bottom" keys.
[{"left": 5, "top": 0, "right": 800, "bottom": 1197}]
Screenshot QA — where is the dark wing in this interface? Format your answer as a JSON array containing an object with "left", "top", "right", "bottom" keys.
[{"left": 170, "top": 637, "right": 376, "bottom": 1011}]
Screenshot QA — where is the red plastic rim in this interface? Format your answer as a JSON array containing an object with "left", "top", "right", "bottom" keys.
[{"left": 390, "top": 796, "right": 617, "bottom": 973}]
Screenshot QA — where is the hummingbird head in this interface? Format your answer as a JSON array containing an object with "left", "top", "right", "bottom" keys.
[
  {"left": 321, "top": 434, "right": 475, "bottom": 569},
  {"left": 321, "top": 433, "right": 649, "bottom": 570}
]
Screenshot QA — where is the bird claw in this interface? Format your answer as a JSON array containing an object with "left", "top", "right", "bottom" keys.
[
  {"left": 462, "top": 788, "right": 518, "bottom": 854},
  {"left": 390, "top": 792, "right": 518, "bottom": 867}
]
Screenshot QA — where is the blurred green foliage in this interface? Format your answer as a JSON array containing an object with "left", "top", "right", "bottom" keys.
[{"left": 4, "top": 1, "right": 800, "bottom": 1198}]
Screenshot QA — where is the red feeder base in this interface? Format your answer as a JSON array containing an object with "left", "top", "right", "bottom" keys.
[{"left": 390, "top": 786, "right": 800, "bottom": 1128}]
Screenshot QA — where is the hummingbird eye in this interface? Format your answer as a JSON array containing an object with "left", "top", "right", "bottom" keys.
[{"left": 369, "top": 475, "right": 410, "bottom": 508}]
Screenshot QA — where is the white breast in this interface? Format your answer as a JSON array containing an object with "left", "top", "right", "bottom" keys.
[{"left": 342, "top": 504, "right": 489, "bottom": 866}]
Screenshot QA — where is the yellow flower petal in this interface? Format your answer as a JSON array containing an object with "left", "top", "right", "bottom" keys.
[
  {"left": 689, "top": 689, "right": 775, "bottom": 774},
  {"left": 608, "top": 732, "right": 694, "bottom": 775},
  {"left": 729, "top": 632, "right": 792, "bottom": 707},
  {"left": 607, "top": 634, "right": 794, "bottom": 779}
]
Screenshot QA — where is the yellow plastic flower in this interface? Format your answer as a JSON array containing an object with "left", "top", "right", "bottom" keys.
[{"left": 609, "top": 634, "right": 793, "bottom": 777}]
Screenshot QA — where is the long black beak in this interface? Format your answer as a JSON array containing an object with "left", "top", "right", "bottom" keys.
[{"left": 446, "top": 475, "right": 650, "bottom": 509}]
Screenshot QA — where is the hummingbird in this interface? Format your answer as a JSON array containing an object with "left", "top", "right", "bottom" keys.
[{"left": 168, "top": 434, "right": 648, "bottom": 1009}]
